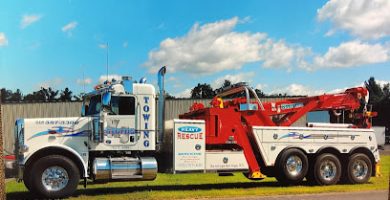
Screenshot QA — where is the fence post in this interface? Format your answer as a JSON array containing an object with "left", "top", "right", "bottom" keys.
[{"left": 0, "top": 91, "right": 5, "bottom": 199}]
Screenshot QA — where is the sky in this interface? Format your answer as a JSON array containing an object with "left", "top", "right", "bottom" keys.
[{"left": 0, "top": 0, "right": 389, "bottom": 97}]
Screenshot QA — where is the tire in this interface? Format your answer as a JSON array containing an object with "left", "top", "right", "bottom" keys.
[
  {"left": 23, "top": 167, "right": 34, "bottom": 192},
  {"left": 275, "top": 148, "right": 308, "bottom": 185},
  {"left": 345, "top": 153, "right": 372, "bottom": 184},
  {"left": 313, "top": 153, "right": 341, "bottom": 185},
  {"left": 30, "top": 155, "right": 80, "bottom": 199}
]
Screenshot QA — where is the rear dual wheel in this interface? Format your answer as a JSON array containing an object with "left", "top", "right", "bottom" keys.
[
  {"left": 307, "top": 153, "right": 372, "bottom": 185},
  {"left": 344, "top": 153, "right": 372, "bottom": 184},
  {"left": 276, "top": 149, "right": 308, "bottom": 185},
  {"left": 311, "top": 153, "right": 342, "bottom": 185}
]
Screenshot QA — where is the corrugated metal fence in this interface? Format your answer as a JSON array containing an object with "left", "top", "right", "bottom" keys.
[{"left": 1, "top": 98, "right": 306, "bottom": 153}]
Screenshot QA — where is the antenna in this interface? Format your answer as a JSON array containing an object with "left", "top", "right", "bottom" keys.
[
  {"left": 106, "top": 42, "right": 109, "bottom": 82},
  {"left": 82, "top": 70, "right": 85, "bottom": 95}
]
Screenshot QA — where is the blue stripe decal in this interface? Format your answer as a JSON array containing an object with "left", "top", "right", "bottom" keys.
[{"left": 29, "top": 126, "right": 88, "bottom": 140}]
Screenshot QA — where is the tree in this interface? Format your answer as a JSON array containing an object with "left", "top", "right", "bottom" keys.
[
  {"left": 0, "top": 88, "right": 13, "bottom": 102},
  {"left": 60, "top": 88, "right": 73, "bottom": 101},
  {"left": 222, "top": 80, "right": 232, "bottom": 88},
  {"left": 41, "top": 87, "right": 59, "bottom": 102},
  {"left": 191, "top": 83, "right": 215, "bottom": 99},
  {"left": 9, "top": 89, "right": 23, "bottom": 102},
  {"left": 165, "top": 93, "right": 176, "bottom": 100},
  {"left": 365, "top": 77, "right": 384, "bottom": 104},
  {"left": 255, "top": 88, "right": 266, "bottom": 98},
  {"left": 24, "top": 90, "right": 46, "bottom": 102},
  {"left": 362, "top": 77, "right": 390, "bottom": 128}
]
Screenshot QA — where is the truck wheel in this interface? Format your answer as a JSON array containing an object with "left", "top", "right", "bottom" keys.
[
  {"left": 30, "top": 155, "right": 80, "bottom": 199},
  {"left": 276, "top": 149, "right": 308, "bottom": 185},
  {"left": 23, "top": 169, "right": 34, "bottom": 192},
  {"left": 345, "top": 153, "right": 372, "bottom": 184},
  {"left": 313, "top": 153, "right": 341, "bottom": 185}
]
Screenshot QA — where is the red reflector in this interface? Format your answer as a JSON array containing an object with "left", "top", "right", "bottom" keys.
[{"left": 4, "top": 155, "right": 16, "bottom": 160}]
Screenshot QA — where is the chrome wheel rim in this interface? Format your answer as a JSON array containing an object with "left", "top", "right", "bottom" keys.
[
  {"left": 41, "top": 166, "right": 69, "bottom": 191},
  {"left": 352, "top": 159, "right": 368, "bottom": 180},
  {"left": 320, "top": 160, "right": 337, "bottom": 181},
  {"left": 286, "top": 155, "right": 303, "bottom": 177}
]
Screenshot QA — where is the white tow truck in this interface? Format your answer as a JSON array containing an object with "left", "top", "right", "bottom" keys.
[{"left": 13, "top": 67, "right": 380, "bottom": 198}]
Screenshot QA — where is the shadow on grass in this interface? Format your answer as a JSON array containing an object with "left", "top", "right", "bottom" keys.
[
  {"left": 7, "top": 180, "right": 373, "bottom": 199},
  {"left": 6, "top": 181, "right": 297, "bottom": 199}
]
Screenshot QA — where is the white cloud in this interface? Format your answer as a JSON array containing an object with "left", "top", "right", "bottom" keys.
[
  {"left": 375, "top": 80, "right": 390, "bottom": 87},
  {"left": 260, "top": 39, "right": 311, "bottom": 71},
  {"left": 62, "top": 21, "right": 78, "bottom": 36},
  {"left": 318, "top": 0, "right": 390, "bottom": 39},
  {"left": 20, "top": 14, "right": 42, "bottom": 29},
  {"left": 99, "top": 74, "right": 122, "bottom": 84},
  {"left": 0, "top": 33, "right": 8, "bottom": 47},
  {"left": 255, "top": 84, "right": 268, "bottom": 90},
  {"left": 144, "top": 17, "right": 262, "bottom": 74},
  {"left": 77, "top": 78, "right": 92, "bottom": 85},
  {"left": 313, "top": 40, "right": 390, "bottom": 68},
  {"left": 271, "top": 84, "right": 325, "bottom": 96},
  {"left": 145, "top": 17, "right": 311, "bottom": 74},
  {"left": 212, "top": 72, "right": 255, "bottom": 89},
  {"left": 123, "top": 41, "right": 128, "bottom": 48},
  {"left": 175, "top": 88, "right": 192, "bottom": 98},
  {"left": 37, "top": 78, "right": 63, "bottom": 89},
  {"left": 98, "top": 44, "right": 108, "bottom": 49}
]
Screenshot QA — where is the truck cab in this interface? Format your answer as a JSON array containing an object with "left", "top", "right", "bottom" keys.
[
  {"left": 82, "top": 79, "right": 157, "bottom": 151},
  {"left": 15, "top": 73, "right": 164, "bottom": 199}
]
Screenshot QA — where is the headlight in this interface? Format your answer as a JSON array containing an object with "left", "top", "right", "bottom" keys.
[{"left": 19, "top": 144, "right": 29, "bottom": 153}]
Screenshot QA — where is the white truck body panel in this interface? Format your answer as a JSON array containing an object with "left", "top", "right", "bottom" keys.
[
  {"left": 205, "top": 151, "right": 248, "bottom": 171},
  {"left": 252, "top": 126, "right": 380, "bottom": 166},
  {"left": 172, "top": 119, "right": 205, "bottom": 172},
  {"left": 21, "top": 117, "right": 91, "bottom": 175},
  {"left": 171, "top": 119, "right": 249, "bottom": 172},
  {"left": 373, "top": 126, "right": 385, "bottom": 147}
]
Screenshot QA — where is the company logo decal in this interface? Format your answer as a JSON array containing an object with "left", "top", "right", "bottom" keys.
[
  {"left": 280, "top": 103, "right": 304, "bottom": 110},
  {"left": 143, "top": 96, "right": 151, "bottom": 147},
  {"left": 104, "top": 128, "right": 135, "bottom": 135},
  {"left": 178, "top": 126, "right": 202, "bottom": 133},
  {"left": 177, "top": 126, "right": 203, "bottom": 140}
]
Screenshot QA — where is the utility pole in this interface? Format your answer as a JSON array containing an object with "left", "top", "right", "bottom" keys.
[
  {"left": 0, "top": 90, "right": 5, "bottom": 199},
  {"left": 106, "top": 42, "right": 109, "bottom": 82}
]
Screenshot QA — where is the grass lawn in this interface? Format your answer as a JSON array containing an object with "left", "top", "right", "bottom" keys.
[{"left": 6, "top": 155, "right": 389, "bottom": 200}]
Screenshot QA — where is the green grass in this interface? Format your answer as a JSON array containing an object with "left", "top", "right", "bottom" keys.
[{"left": 6, "top": 155, "right": 390, "bottom": 200}]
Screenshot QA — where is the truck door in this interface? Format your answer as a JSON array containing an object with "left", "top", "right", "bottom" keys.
[{"left": 104, "top": 96, "right": 138, "bottom": 146}]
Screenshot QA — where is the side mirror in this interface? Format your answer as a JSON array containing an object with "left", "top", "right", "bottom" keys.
[
  {"left": 81, "top": 103, "right": 86, "bottom": 117},
  {"left": 102, "top": 92, "right": 111, "bottom": 107}
]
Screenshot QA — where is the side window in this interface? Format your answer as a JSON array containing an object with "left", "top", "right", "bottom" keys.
[
  {"left": 111, "top": 96, "right": 135, "bottom": 115},
  {"left": 86, "top": 95, "right": 101, "bottom": 116}
]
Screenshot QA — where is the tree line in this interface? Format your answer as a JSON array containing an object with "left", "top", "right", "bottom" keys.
[
  {"left": 364, "top": 77, "right": 390, "bottom": 128},
  {"left": 0, "top": 87, "right": 81, "bottom": 103}
]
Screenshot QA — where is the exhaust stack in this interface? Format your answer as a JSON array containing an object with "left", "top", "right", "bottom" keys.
[{"left": 157, "top": 66, "right": 167, "bottom": 144}]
